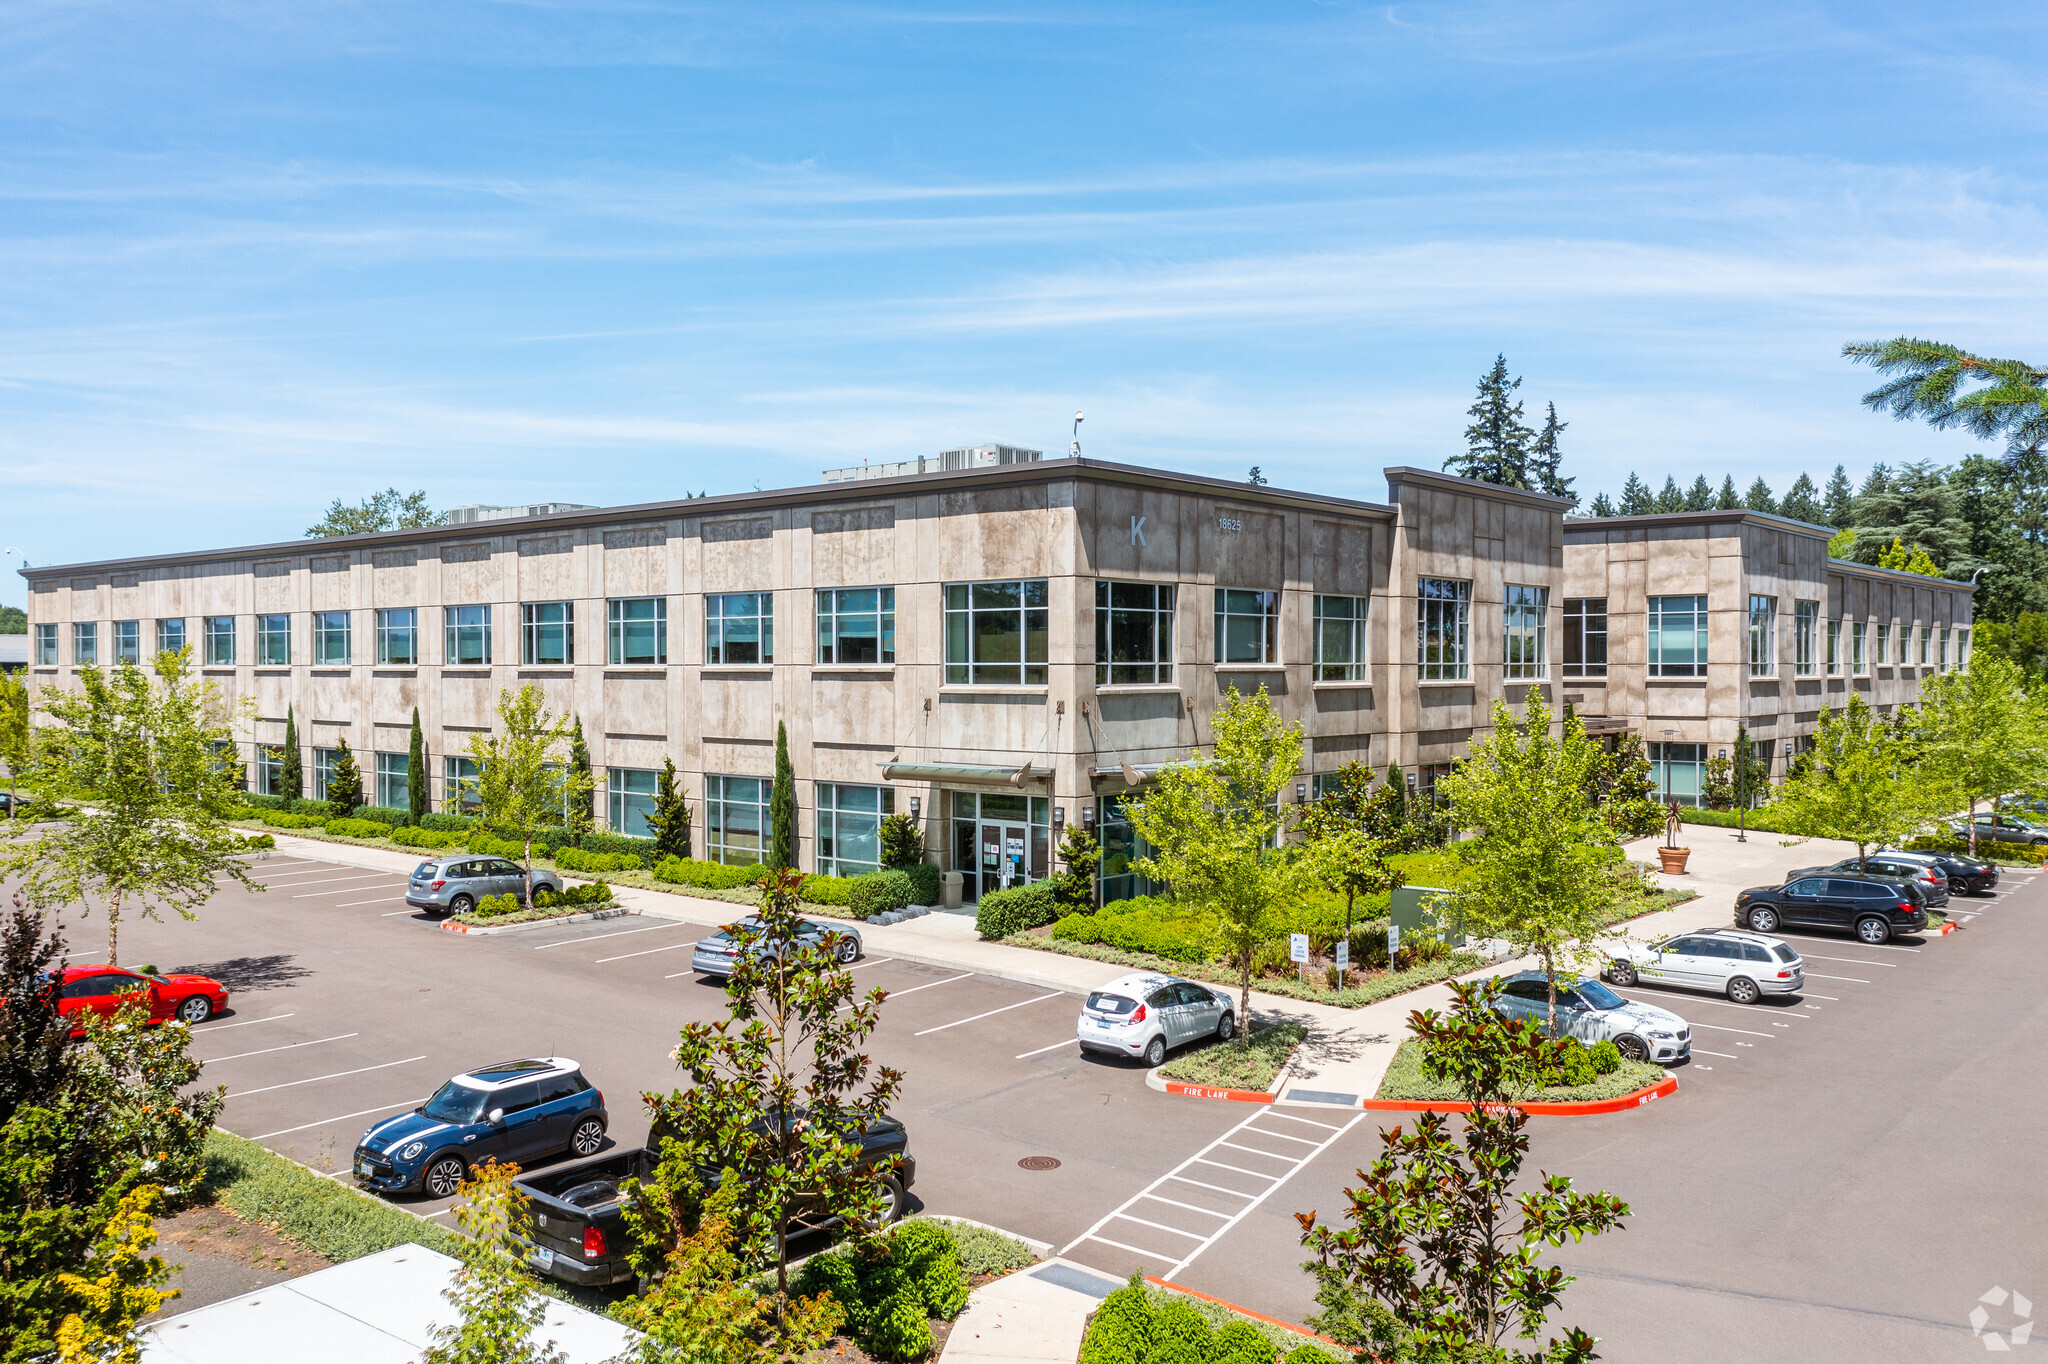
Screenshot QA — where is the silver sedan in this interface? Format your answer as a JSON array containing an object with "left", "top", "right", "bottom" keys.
[{"left": 690, "top": 915, "right": 863, "bottom": 977}]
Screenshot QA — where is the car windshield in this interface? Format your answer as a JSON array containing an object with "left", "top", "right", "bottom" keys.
[
  {"left": 1575, "top": 980, "right": 1625, "bottom": 1010},
  {"left": 420, "top": 1080, "right": 492, "bottom": 1124},
  {"left": 1087, "top": 992, "right": 1138, "bottom": 1016}
]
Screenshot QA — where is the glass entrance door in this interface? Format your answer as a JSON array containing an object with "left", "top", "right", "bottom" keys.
[{"left": 979, "top": 822, "right": 1030, "bottom": 894}]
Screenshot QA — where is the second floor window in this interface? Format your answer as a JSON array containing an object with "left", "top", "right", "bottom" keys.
[
  {"left": 34, "top": 623, "right": 57, "bottom": 665},
  {"left": 1503, "top": 585, "right": 1548, "bottom": 680},
  {"left": 607, "top": 598, "right": 664, "bottom": 665},
  {"left": 72, "top": 622, "right": 97, "bottom": 666},
  {"left": 445, "top": 605, "right": 491, "bottom": 666},
  {"left": 1851, "top": 621, "right": 1867, "bottom": 675},
  {"left": 1215, "top": 588, "right": 1279, "bottom": 665},
  {"left": 1919, "top": 625, "right": 1931, "bottom": 665},
  {"left": 1748, "top": 596, "right": 1775, "bottom": 677},
  {"left": 1938, "top": 628, "right": 1950, "bottom": 671},
  {"left": 204, "top": 616, "right": 235, "bottom": 666},
  {"left": 1564, "top": 598, "right": 1607, "bottom": 678},
  {"left": 1793, "top": 601, "right": 1817, "bottom": 675},
  {"left": 1825, "top": 620, "right": 1840, "bottom": 675},
  {"left": 377, "top": 608, "right": 417, "bottom": 665},
  {"left": 1959, "top": 628, "right": 1972, "bottom": 669},
  {"left": 706, "top": 593, "right": 771, "bottom": 666},
  {"left": 1313, "top": 594, "right": 1367, "bottom": 681},
  {"left": 1876, "top": 621, "right": 1891, "bottom": 666},
  {"left": 256, "top": 613, "right": 290, "bottom": 666},
  {"left": 817, "top": 587, "right": 895, "bottom": 665},
  {"left": 524, "top": 601, "right": 575, "bottom": 666},
  {"left": 113, "top": 620, "right": 140, "bottom": 664},
  {"left": 314, "top": 610, "right": 351, "bottom": 665},
  {"left": 945, "top": 580, "right": 1047, "bottom": 685},
  {"left": 1647, "top": 594, "right": 1709, "bottom": 678},
  {"left": 157, "top": 618, "right": 185, "bottom": 655},
  {"left": 1417, "top": 578, "right": 1470, "bottom": 681},
  {"left": 1097, "top": 581, "right": 1175, "bottom": 684}
]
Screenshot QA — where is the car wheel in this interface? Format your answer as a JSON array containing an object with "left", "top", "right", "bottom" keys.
[
  {"left": 176, "top": 994, "right": 212, "bottom": 1024},
  {"left": 1856, "top": 916, "right": 1892, "bottom": 945},
  {"left": 874, "top": 1172, "right": 907, "bottom": 1224},
  {"left": 1614, "top": 1034, "right": 1649, "bottom": 1062},
  {"left": 569, "top": 1117, "right": 606, "bottom": 1157},
  {"left": 449, "top": 894, "right": 474, "bottom": 916},
  {"left": 1608, "top": 960, "right": 1638, "bottom": 987},
  {"left": 1745, "top": 906, "right": 1780, "bottom": 933},
  {"left": 423, "top": 1155, "right": 467, "bottom": 1199},
  {"left": 1216, "top": 1011, "right": 1236, "bottom": 1042},
  {"left": 1726, "top": 976, "right": 1761, "bottom": 1005},
  {"left": 1143, "top": 1036, "right": 1166, "bottom": 1067},
  {"left": 835, "top": 937, "right": 859, "bottom": 965}
]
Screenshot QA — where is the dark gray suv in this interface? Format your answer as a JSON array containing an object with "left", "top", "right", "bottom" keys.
[{"left": 406, "top": 856, "right": 563, "bottom": 917}]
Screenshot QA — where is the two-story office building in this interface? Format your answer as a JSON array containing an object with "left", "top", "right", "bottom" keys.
[{"left": 21, "top": 457, "right": 1571, "bottom": 900}]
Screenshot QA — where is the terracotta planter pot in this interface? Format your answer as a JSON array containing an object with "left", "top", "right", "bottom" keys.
[{"left": 1657, "top": 846, "right": 1691, "bottom": 875}]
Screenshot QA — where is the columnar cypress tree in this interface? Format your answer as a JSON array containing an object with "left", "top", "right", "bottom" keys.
[
  {"left": 769, "top": 721, "right": 796, "bottom": 871},
  {"left": 407, "top": 706, "right": 426, "bottom": 824},
  {"left": 281, "top": 706, "right": 303, "bottom": 801},
  {"left": 568, "top": 716, "right": 594, "bottom": 834}
]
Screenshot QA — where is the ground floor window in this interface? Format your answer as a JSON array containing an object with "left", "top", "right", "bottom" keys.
[
  {"left": 706, "top": 774, "right": 770, "bottom": 864},
  {"left": 608, "top": 767, "right": 660, "bottom": 839},
  {"left": 950, "top": 790, "right": 1050, "bottom": 903},
  {"left": 1096, "top": 791, "right": 1160, "bottom": 905},
  {"left": 256, "top": 746, "right": 286, "bottom": 797},
  {"left": 1648, "top": 742, "right": 1706, "bottom": 807},
  {"left": 444, "top": 756, "right": 481, "bottom": 813},
  {"left": 375, "top": 752, "right": 409, "bottom": 811},
  {"left": 313, "top": 747, "right": 337, "bottom": 801},
  {"left": 817, "top": 782, "right": 894, "bottom": 877},
  {"left": 1416, "top": 762, "right": 1454, "bottom": 807}
]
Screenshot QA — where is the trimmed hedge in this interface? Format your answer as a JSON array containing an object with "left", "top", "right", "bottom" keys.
[
  {"left": 351, "top": 805, "right": 408, "bottom": 827},
  {"left": 975, "top": 881, "right": 1059, "bottom": 940},
  {"left": 238, "top": 833, "right": 276, "bottom": 850},
  {"left": 535, "top": 881, "right": 614, "bottom": 909},
  {"left": 241, "top": 792, "right": 288, "bottom": 811},
  {"left": 1678, "top": 806, "right": 1799, "bottom": 834},
  {"left": 324, "top": 817, "right": 396, "bottom": 839},
  {"left": 257, "top": 810, "right": 327, "bottom": 829},
  {"left": 796, "top": 872, "right": 861, "bottom": 907},
  {"left": 852, "top": 870, "right": 916, "bottom": 918},
  {"left": 391, "top": 825, "right": 466, "bottom": 850},
  {"left": 1054, "top": 895, "right": 1211, "bottom": 963},
  {"left": 580, "top": 829, "right": 658, "bottom": 861},
  {"left": 653, "top": 855, "right": 767, "bottom": 890},
  {"left": 420, "top": 812, "right": 474, "bottom": 832},
  {"left": 894, "top": 862, "right": 942, "bottom": 907},
  {"left": 474, "top": 892, "right": 524, "bottom": 917},
  {"left": 553, "top": 845, "right": 643, "bottom": 874},
  {"left": 287, "top": 798, "right": 331, "bottom": 817}
]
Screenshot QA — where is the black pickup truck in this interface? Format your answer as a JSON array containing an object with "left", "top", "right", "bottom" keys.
[{"left": 513, "top": 1116, "right": 916, "bottom": 1288}]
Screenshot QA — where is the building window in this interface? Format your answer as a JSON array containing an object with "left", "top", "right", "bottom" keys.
[
  {"left": 1313, "top": 595, "right": 1367, "bottom": 681},
  {"left": 1416, "top": 578, "right": 1472, "bottom": 681},
  {"left": 604, "top": 767, "right": 660, "bottom": 837},
  {"left": 313, "top": 747, "right": 337, "bottom": 801},
  {"left": 1918, "top": 625, "right": 1931, "bottom": 665},
  {"left": 1792, "top": 601, "right": 1818, "bottom": 676},
  {"left": 606, "top": 598, "right": 665, "bottom": 666},
  {"left": 72, "top": 622, "right": 97, "bottom": 666},
  {"left": 1503, "top": 585, "right": 1548, "bottom": 680},
  {"left": 817, "top": 587, "right": 895, "bottom": 665},
  {"left": 1647, "top": 594, "right": 1709, "bottom": 678},
  {"left": 1959, "top": 628, "right": 1972, "bottom": 669},
  {"left": 35, "top": 623, "right": 57, "bottom": 665},
  {"left": 1563, "top": 598, "right": 1607, "bottom": 678},
  {"left": 444, "top": 605, "right": 492, "bottom": 666},
  {"left": 1097, "top": 581, "right": 1176, "bottom": 684},
  {"left": 156, "top": 618, "right": 186, "bottom": 655},
  {"left": 816, "top": 782, "right": 895, "bottom": 877},
  {"left": 705, "top": 774, "right": 769, "bottom": 864},
  {"left": 1649, "top": 741, "right": 1707, "bottom": 807},
  {"left": 950, "top": 790, "right": 1050, "bottom": 903},
  {"left": 1214, "top": 588, "right": 1279, "bottom": 665},
  {"left": 256, "top": 614, "right": 290, "bottom": 666},
  {"left": 210, "top": 739, "right": 245, "bottom": 790},
  {"left": 945, "top": 580, "right": 1048, "bottom": 685},
  {"left": 1416, "top": 762, "right": 1455, "bottom": 806},
  {"left": 520, "top": 601, "right": 574, "bottom": 666},
  {"left": 375, "top": 752, "right": 410, "bottom": 810},
  {"left": 204, "top": 616, "right": 235, "bottom": 666},
  {"left": 1851, "top": 621, "right": 1867, "bottom": 675},
  {"left": 1097, "top": 791, "right": 1160, "bottom": 906},
  {"left": 1875, "top": 621, "right": 1890, "bottom": 666},
  {"left": 377, "top": 608, "right": 417, "bottom": 665},
  {"left": 112, "top": 620, "right": 140, "bottom": 664},
  {"left": 1825, "top": 620, "right": 1841, "bottom": 676},
  {"left": 706, "top": 593, "right": 772, "bottom": 666},
  {"left": 1747, "top": 596, "right": 1775, "bottom": 677},
  {"left": 256, "top": 746, "right": 285, "bottom": 797},
  {"left": 1938, "top": 628, "right": 1950, "bottom": 672},
  {"left": 314, "top": 611, "right": 351, "bottom": 665},
  {"left": 443, "top": 756, "right": 481, "bottom": 813}
]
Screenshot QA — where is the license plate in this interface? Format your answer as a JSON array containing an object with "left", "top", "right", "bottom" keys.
[
  {"left": 356, "top": 1160, "right": 371, "bottom": 1176},
  {"left": 527, "top": 1245, "right": 553, "bottom": 1270}
]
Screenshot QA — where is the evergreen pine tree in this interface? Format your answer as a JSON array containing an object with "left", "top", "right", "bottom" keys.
[
  {"left": 646, "top": 756, "right": 692, "bottom": 860},
  {"left": 768, "top": 721, "right": 796, "bottom": 871},
  {"left": 281, "top": 706, "right": 302, "bottom": 801},
  {"left": 1823, "top": 464, "right": 1855, "bottom": 527},
  {"left": 1247, "top": 466, "right": 1268, "bottom": 486},
  {"left": 1778, "top": 473, "right": 1824, "bottom": 524},
  {"left": 1527, "top": 402, "right": 1574, "bottom": 501},
  {"left": 1857, "top": 462, "right": 1891, "bottom": 501},
  {"left": 567, "top": 716, "right": 593, "bottom": 834},
  {"left": 1684, "top": 475, "right": 1715, "bottom": 511},
  {"left": 326, "top": 739, "right": 363, "bottom": 819},
  {"left": 1446, "top": 354, "right": 1534, "bottom": 489},
  {"left": 407, "top": 706, "right": 427, "bottom": 824},
  {"left": 1743, "top": 477, "right": 1777, "bottom": 514},
  {"left": 1588, "top": 492, "right": 1618, "bottom": 517},
  {"left": 1654, "top": 476, "right": 1685, "bottom": 513},
  {"left": 1618, "top": 473, "right": 1654, "bottom": 515},
  {"left": 1716, "top": 475, "right": 1740, "bottom": 510}
]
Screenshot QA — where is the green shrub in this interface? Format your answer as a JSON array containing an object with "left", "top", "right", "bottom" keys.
[
  {"left": 262, "top": 810, "right": 327, "bottom": 829},
  {"left": 796, "top": 872, "right": 858, "bottom": 906},
  {"left": 1588, "top": 1040, "right": 1622, "bottom": 1076},
  {"left": 1210, "top": 1320, "right": 1274, "bottom": 1363},
  {"left": 852, "top": 870, "right": 916, "bottom": 918},
  {"left": 917, "top": 1217, "right": 1036, "bottom": 1276},
  {"left": 1054, "top": 895, "right": 1212, "bottom": 962},
  {"left": 467, "top": 831, "right": 525, "bottom": 858},
  {"left": 391, "top": 824, "right": 465, "bottom": 849},
  {"left": 864, "top": 1289, "right": 935, "bottom": 1362},
  {"left": 1152, "top": 1299, "right": 1214, "bottom": 1360},
  {"left": 473, "top": 893, "right": 523, "bottom": 918},
  {"left": 287, "top": 797, "right": 331, "bottom": 817},
  {"left": 899, "top": 862, "right": 942, "bottom": 906},
  {"left": 580, "top": 829, "right": 658, "bottom": 861},
  {"left": 420, "top": 812, "right": 474, "bottom": 832},
  {"left": 879, "top": 812, "right": 925, "bottom": 868},
  {"left": 553, "top": 845, "right": 641, "bottom": 874},
  {"left": 887, "top": 1219, "right": 969, "bottom": 1320},
  {"left": 1081, "top": 1275, "right": 1155, "bottom": 1364},
  {"left": 321, "top": 817, "right": 386, "bottom": 839},
  {"left": 1281, "top": 1346, "right": 1339, "bottom": 1364},
  {"left": 975, "top": 881, "right": 1059, "bottom": 940},
  {"left": 1551, "top": 1038, "right": 1598, "bottom": 1088},
  {"left": 351, "top": 805, "right": 408, "bottom": 826},
  {"left": 535, "top": 881, "right": 614, "bottom": 909},
  {"left": 238, "top": 833, "right": 276, "bottom": 850},
  {"left": 242, "top": 792, "right": 287, "bottom": 810},
  {"left": 652, "top": 855, "right": 766, "bottom": 890},
  {"left": 796, "top": 1251, "right": 868, "bottom": 1331}
]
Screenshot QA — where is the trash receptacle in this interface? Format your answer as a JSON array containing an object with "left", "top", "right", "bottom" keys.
[{"left": 942, "top": 871, "right": 964, "bottom": 911}]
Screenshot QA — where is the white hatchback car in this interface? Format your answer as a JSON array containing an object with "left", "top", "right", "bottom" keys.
[
  {"left": 1606, "top": 928, "right": 1803, "bottom": 1005},
  {"left": 1076, "top": 971, "right": 1235, "bottom": 1067}
]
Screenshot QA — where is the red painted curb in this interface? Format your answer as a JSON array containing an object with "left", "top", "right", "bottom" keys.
[
  {"left": 1159, "top": 1079, "right": 1278, "bottom": 1104},
  {"left": 1361, "top": 1074, "right": 1678, "bottom": 1116},
  {"left": 1144, "top": 1277, "right": 1343, "bottom": 1348},
  {"left": 440, "top": 921, "right": 471, "bottom": 934}
]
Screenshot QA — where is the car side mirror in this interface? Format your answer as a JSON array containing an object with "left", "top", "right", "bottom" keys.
[{"left": 487, "top": 1108, "right": 504, "bottom": 1125}]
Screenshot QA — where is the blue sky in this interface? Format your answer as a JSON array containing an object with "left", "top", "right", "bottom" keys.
[{"left": 5, "top": 2, "right": 2047, "bottom": 603}]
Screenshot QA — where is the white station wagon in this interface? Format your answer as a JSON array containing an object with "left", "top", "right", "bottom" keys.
[{"left": 1606, "top": 928, "right": 1803, "bottom": 1005}]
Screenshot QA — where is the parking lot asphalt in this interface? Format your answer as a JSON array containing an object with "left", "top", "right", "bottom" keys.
[{"left": 66, "top": 853, "right": 2048, "bottom": 1359}]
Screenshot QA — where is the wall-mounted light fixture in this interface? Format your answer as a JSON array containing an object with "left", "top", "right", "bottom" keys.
[{"left": 908, "top": 795, "right": 921, "bottom": 820}]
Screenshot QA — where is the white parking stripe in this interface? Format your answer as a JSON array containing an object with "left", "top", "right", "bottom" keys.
[
  {"left": 1262, "top": 1111, "right": 1345, "bottom": 1131},
  {"left": 265, "top": 873, "right": 388, "bottom": 890},
  {"left": 914, "top": 990, "right": 1065, "bottom": 1037},
  {"left": 596, "top": 942, "right": 698, "bottom": 964},
  {"left": 1192, "top": 1157, "right": 1278, "bottom": 1181},
  {"left": 841, "top": 972, "right": 974, "bottom": 1012},
  {"left": 1804, "top": 995, "right": 1839, "bottom": 1002},
  {"left": 1625, "top": 995, "right": 1804, "bottom": 1018},
  {"left": 1086, "top": 1233, "right": 1180, "bottom": 1261},
  {"left": 202, "top": 1033, "right": 358, "bottom": 1064},
  {"left": 1166, "top": 1173, "right": 1259, "bottom": 1198},
  {"left": 1015, "top": 1038, "right": 1077, "bottom": 1059},
  {"left": 1693, "top": 1049, "right": 1738, "bottom": 1059},
  {"left": 382, "top": 910, "right": 418, "bottom": 917},
  {"left": 1791, "top": 952, "right": 1897, "bottom": 967},
  {"left": 195, "top": 1013, "right": 296, "bottom": 1032},
  {"left": 846, "top": 957, "right": 897, "bottom": 970},
  {"left": 226, "top": 1056, "right": 427, "bottom": 1099},
  {"left": 1140, "top": 1193, "right": 1232, "bottom": 1218},
  {"left": 340, "top": 897, "right": 407, "bottom": 907},
  {"left": 294, "top": 884, "right": 406, "bottom": 899},
  {"left": 1246, "top": 1127, "right": 1322, "bottom": 1146},
  {"left": 1774, "top": 934, "right": 1919, "bottom": 953},
  {"left": 1214, "top": 1139, "right": 1296, "bottom": 1161},
  {"left": 254, "top": 1099, "right": 427, "bottom": 1141},
  {"left": 1687, "top": 1023, "right": 1774, "bottom": 1038},
  {"left": 533, "top": 923, "right": 695, "bottom": 949},
  {"left": 1802, "top": 972, "right": 1871, "bottom": 983}
]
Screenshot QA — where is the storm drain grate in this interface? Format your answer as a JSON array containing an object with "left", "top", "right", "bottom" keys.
[{"left": 1017, "top": 1156, "right": 1062, "bottom": 1171}]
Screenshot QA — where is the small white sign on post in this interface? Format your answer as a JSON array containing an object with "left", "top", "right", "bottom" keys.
[
  {"left": 1289, "top": 933, "right": 1309, "bottom": 963},
  {"left": 1388, "top": 922, "right": 1402, "bottom": 958},
  {"left": 1334, "top": 939, "right": 1349, "bottom": 991}
]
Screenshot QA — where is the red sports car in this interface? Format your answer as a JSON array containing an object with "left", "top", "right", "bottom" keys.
[{"left": 54, "top": 964, "right": 230, "bottom": 1037}]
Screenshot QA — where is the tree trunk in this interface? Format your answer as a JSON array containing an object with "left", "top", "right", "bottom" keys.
[
  {"left": 1968, "top": 796, "right": 1978, "bottom": 856},
  {"left": 1542, "top": 945, "right": 1557, "bottom": 1038},
  {"left": 108, "top": 889, "right": 122, "bottom": 968},
  {"left": 523, "top": 834, "right": 534, "bottom": 907},
  {"left": 1239, "top": 949, "right": 1252, "bottom": 1051}
]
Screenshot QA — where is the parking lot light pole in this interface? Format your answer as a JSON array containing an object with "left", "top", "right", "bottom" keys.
[{"left": 1725, "top": 746, "right": 1746, "bottom": 843}]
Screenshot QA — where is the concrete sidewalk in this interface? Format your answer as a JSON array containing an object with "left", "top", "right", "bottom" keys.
[{"left": 938, "top": 1260, "right": 1123, "bottom": 1364}]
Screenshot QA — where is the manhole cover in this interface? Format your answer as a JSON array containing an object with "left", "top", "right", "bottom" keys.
[{"left": 1018, "top": 1156, "right": 1061, "bottom": 1171}]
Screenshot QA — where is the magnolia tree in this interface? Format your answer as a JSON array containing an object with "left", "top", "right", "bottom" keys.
[
  {"left": 1914, "top": 654, "right": 2048, "bottom": 854},
  {"left": 466, "top": 685, "right": 595, "bottom": 906},
  {"left": 0, "top": 650, "right": 257, "bottom": 965},
  {"left": 1773, "top": 695, "right": 1952, "bottom": 865}
]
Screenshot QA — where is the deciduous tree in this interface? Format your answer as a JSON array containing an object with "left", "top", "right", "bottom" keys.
[
  {"left": 421, "top": 1160, "right": 565, "bottom": 1364},
  {"left": 467, "top": 685, "right": 594, "bottom": 906},
  {"left": 1771, "top": 695, "right": 1949, "bottom": 865},
  {"left": 1914, "top": 654, "right": 2048, "bottom": 854},
  {"left": 304, "top": 488, "right": 444, "bottom": 538},
  {"left": 0, "top": 673, "right": 27, "bottom": 817}
]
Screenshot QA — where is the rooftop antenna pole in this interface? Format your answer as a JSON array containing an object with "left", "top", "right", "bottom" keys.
[{"left": 1069, "top": 411, "right": 1083, "bottom": 458}]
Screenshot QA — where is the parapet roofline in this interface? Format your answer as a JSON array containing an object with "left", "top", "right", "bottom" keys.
[
  {"left": 1384, "top": 466, "right": 1581, "bottom": 511},
  {"left": 1563, "top": 509, "right": 1976, "bottom": 591},
  {"left": 20, "top": 455, "right": 1397, "bottom": 580}
]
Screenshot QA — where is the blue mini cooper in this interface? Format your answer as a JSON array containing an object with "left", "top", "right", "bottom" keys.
[{"left": 354, "top": 1058, "right": 609, "bottom": 1198}]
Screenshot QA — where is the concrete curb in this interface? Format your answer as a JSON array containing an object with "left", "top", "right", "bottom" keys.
[
  {"left": 1360, "top": 1073, "right": 1679, "bottom": 1116},
  {"left": 439, "top": 906, "right": 639, "bottom": 936},
  {"left": 1143, "top": 1276, "right": 1342, "bottom": 1347},
  {"left": 1143, "top": 1050, "right": 1298, "bottom": 1106}
]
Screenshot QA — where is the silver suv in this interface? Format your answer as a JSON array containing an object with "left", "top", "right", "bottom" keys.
[
  {"left": 1607, "top": 928, "right": 1803, "bottom": 1004},
  {"left": 405, "top": 856, "right": 562, "bottom": 917}
]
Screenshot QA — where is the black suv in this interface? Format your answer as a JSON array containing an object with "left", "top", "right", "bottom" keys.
[
  {"left": 1786, "top": 856, "right": 1950, "bottom": 909},
  {"left": 1735, "top": 876, "right": 1928, "bottom": 944}
]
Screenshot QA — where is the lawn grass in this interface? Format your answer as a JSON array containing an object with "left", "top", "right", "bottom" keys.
[
  {"left": 1156, "top": 1021, "right": 1307, "bottom": 1090},
  {"left": 199, "top": 1129, "right": 467, "bottom": 1264},
  {"left": 1372, "top": 1038, "right": 1667, "bottom": 1104}
]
